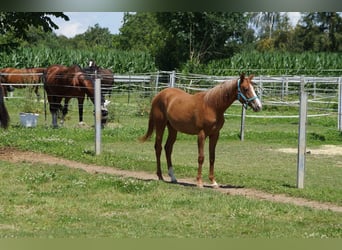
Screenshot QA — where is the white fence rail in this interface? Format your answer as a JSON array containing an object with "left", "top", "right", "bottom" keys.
[{"left": 1, "top": 71, "right": 341, "bottom": 130}]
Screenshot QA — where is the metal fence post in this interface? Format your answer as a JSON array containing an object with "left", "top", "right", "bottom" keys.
[
  {"left": 170, "top": 70, "right": 176, "bottom": 88},
  {"left": 338, "top": 77, "right": 342, "bottom": 132},
  {"left": 240, "top": 105, "right": 246, "bottom": 141},
  {"left": 94, "top": 78, "right": 102, "bottom": 155},
  {"left": 297, "top": 90, "right": 307, "bottom": 189}
]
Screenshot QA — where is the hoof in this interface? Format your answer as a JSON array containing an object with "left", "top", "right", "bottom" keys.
[
  {"left": 197, "top": 182, "right": 204, "bottom": 188},
  {"left": 212, "top": 183, "right": 219, "bottom": 189},
  {"left": 170, "top": 178, "right": 178, "bottom": 184}
]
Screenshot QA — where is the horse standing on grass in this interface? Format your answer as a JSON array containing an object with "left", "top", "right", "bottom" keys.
[
  {"left": 0, "top": 83, "right": 10, "bottom": 129},
  {"left": 0, "top": 67, "right": 46, "bottom": 100},
  {"left": 44, "top": 64, "right": 108, "bottom": 128},
  {"left": 140, "top": 74, "right": 262, "bottom": 188},
  {"left": 83, "top": 60, "right": 114, "bottom": 98}
]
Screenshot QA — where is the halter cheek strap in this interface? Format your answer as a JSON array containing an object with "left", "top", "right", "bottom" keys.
[{"left": 237, "top": 79, "right": 259, "bottom": 109}]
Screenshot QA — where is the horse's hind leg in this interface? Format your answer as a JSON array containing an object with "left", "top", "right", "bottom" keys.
[{"left": 164, "top": 124, "right": 178, "bottom": 183}]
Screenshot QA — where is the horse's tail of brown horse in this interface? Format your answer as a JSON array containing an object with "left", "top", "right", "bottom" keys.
[
  {"left": 139, "top": 111, "right": 155, "bottom": 142},
  {"left": 0, "top": 84, "right": 10, "bottom": 129}
]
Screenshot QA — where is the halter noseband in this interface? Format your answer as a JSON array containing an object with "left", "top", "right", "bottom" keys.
[{"left": 237, "top": 79, "right": 259, "bottom": 109}]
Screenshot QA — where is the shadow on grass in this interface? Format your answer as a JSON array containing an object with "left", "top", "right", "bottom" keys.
[{"left": 165, "top": 180, "right": 245, "bottom": 189}]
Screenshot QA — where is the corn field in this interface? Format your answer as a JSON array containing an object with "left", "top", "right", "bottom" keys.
[
  {"left": 1, "top": 47, "right": 341, "bottom": 76},
  {"left": 0, "top": 47, "right": 157, "bottom": 74},
  {"left": 200, "top": 51, "right": 342, "bottom": 76}
]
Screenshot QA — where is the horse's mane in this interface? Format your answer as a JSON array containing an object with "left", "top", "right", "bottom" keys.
[{"left": 204, "top": 78, "right": 237, "bottom": 108}]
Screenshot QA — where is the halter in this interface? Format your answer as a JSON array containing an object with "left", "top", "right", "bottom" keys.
[{"left": 237, "top": 79, "right": 259, "bottom": 109}]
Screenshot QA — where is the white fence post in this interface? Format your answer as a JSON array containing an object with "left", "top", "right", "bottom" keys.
[
  {"left": 297, "top": 90, "right": 308, "bottom": 189},
  {"left": 94, "top": 78, "right": 102, "bottom": 155},
  {"left": 170, "top": 71, "right": 176, "bottom": 88},
  {"left": 338, "top": 77, "right": 342, "bottom": 132},
  {"left": 240, "top": 105, "right": 246, "bottom": 141}
]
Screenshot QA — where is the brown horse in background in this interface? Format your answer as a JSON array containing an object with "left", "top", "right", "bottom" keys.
[
  {"left": 83, "top": 61, "right": 114, "bottom": 97},
  {"left": 0, "top": 83, "right": 10, "bottom": 129},
  {"left": 44, "top": 64, "right": 108, "bottom": 128},
  {"left": 140, "top": 74, "right": 262, "bottom": 188},
  {"left": 0, "top": 67, "right": 46, "bottom": 99}
]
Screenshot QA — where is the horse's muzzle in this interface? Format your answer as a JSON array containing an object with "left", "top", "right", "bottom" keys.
[
  {"left": 250, "top": 99, "right": 262, "bottom": 112},
  {"left": 101, "top": 108, "right": 109, "bottom": 125}
]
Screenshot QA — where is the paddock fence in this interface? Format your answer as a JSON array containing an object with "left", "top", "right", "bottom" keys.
[{"left": 1, "top": 70, "right": 341, "bottom": 131}]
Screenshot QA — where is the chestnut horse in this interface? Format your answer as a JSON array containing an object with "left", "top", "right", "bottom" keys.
[
  {"left": 44, "top": 64, "right": 108, "bottom": 127},
  {"left": 140, "top": 74, "right": 262, "bottom": 188},
  {"left": 0, "top": 83, "right": 10, "bottom": 129},
  {"left": 0, "top": 67, "right": 46, "bottom": 99}
]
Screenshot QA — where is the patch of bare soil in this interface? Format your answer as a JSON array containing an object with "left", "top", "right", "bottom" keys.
[
  {"left": 0, "top": 147, "right": 341, "bottom": 213},
  {"left": 276, "top": 145, "right": 342, "bottom": 156}
]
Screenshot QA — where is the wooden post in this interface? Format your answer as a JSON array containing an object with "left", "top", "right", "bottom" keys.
[
  {"left": 297, "top": 90, "right": 307, "bottom": 189},
  {"left": 94, "top": 78, "right": 102, "bottom": 155}
]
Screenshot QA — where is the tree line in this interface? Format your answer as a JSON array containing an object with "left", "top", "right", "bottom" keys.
[{"left": 0, "top": 12, "right": 341, "bottom": 72}]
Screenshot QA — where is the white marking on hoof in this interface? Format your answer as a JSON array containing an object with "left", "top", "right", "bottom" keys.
[
  {"left": 168, "top": 167, "right": 177, "bottom": 183},
  {"left": 212, "top": 181, "right": 219, "bottom": 189}
]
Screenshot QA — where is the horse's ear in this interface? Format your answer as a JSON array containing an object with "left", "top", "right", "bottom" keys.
[
  {"left": 249, "top": 74, "right": 254, "bottom": 80},
  {"left": 240, "top": 73, "right": 245, "bottom": 81}
]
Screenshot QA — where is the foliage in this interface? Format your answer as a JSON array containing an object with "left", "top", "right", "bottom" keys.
[
  {"left": 294, "top": 12, "right": 342, "bottom": 52},
  {"left": 156, "top": 12, "right": 248, "bottom": 66},
  {"left": 72, "top": 24, "right": 115, "bottom": 49},
  {"left": 0, "top": 12, "right": 69, "bottom": 50}
]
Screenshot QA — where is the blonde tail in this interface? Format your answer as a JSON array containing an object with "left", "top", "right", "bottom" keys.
[{"left": 139, "top": 112, "right": 154, "bottom": 142}]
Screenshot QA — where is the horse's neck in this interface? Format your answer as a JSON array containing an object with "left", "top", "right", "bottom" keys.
[{"left": 206, "top": 80, "right": 238, "bottom": 113}]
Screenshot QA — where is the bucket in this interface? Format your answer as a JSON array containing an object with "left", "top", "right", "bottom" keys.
[{"left": 19, "top": 113, "right": 39, "bottom": 128}]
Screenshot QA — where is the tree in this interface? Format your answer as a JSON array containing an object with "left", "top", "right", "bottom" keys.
[
  {"left": 0, "top": 12, "right": 69, "bottom": 49},
  {"left": 249, "top": 12, "right": 281, "bottom": 39},
  {"left": 118, "top": 13, "right": 166, "bottom": 56},
  {"left": 72, "top": 24, "right": 114, "bottom": 49},
  {"left": 156, "top": 12, "right": 248, "bottom": 67},
  {"left": 293, "top": 12, "right": 342, "bottom": 52}
]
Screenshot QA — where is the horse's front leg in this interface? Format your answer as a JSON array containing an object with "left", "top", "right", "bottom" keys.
[
  {"left": 78, "top": 97, "right": 85, "bottom": 124},
  {"left": 197, "top": 131, "right": 206, "bottom": 188},
  {"left": 164, "top": 125, "right": 177, "bottom": 183},
  {"left": 209, "top": 133, "right": 219, "bottom": 188},
  {"left": 61, "top": 99, "right": 69, "bottom": 125}
]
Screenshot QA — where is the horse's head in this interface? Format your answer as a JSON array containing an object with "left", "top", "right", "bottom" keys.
[{"left": 237, "top": 73, "right": 262, "bottom": 112}]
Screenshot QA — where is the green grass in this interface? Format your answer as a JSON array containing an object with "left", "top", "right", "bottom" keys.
[
  {"left": 0, "top": 88, "right": 341, "bottom": 238},
  {"left": 0, "top": 160, "right": 341, "bottom": 238}
]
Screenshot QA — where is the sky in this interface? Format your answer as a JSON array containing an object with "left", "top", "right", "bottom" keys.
[
  {"left": 52, "top": 12, "right": 125, "bottom": 38},
  {"left": 52, "top": 12, "right": 302, "bottom": 38}
]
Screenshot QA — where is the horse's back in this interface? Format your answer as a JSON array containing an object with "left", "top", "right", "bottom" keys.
[
  {"left": 0, "top": 67, "right": 43, "bottom": 83},
  {"left": 154, "top": 87, "right": 202, "bottom": 107}
]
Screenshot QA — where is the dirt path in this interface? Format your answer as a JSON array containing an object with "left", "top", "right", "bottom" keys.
[{"left": 1, "top": 147, "right": 341, "bottom": 213}]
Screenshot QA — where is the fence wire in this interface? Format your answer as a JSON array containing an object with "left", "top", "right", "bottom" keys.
[{"left": 1, "top": 71, "right": 341, "bottom": 129}]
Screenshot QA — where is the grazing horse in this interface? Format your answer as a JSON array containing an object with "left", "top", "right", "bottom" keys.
[
  {"left": 140, "top": 74, "right": 262, "bottom": 188},
  {"left": 44, "top": 64, "right": 108, "bottom": 127},
  {"left": 83, "top": 60, "right": 114, "bottom": 97},
  {"left": 0, "top": 67, "right": 46, "bottom": 100},
  {"left": 0, "top": 83, "right": 10, "bottom": 129}
]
